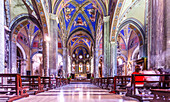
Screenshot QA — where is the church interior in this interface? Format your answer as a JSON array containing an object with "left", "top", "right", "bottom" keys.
[{"left": 0, "top": 0, "right": 170, "bottom": 102}]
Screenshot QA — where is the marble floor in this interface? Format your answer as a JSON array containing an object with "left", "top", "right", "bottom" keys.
[{"left": 4, "top": 83, "right": 138, "bottom": 102}]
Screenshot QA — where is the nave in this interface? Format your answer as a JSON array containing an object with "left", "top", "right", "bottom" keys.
[{"left": 13, "top": 83, "right": 137, "bottom": 102}]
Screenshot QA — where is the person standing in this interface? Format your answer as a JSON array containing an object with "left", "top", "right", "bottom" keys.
[{"left": 58, "top": 66, "right": 63, "bottom": 78}]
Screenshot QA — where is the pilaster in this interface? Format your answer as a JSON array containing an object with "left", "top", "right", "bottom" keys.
[
  {"left": 49, "top": 14, "right": 58, "bottom": 76},
  {"left": 0, "top": 0, "right": 4, "bottom": 73},
  {"left": 110, "top": 42, "right": 117, "bottom": 76},
  {"left": 63, "top": 47, "right": 67, "bottom": 77},
  {"left": 43, "top": 40, "right": 49, "bottom": 76},
  {"left": 103, "top": 16, "right": 110, "bottom": 77},
  {"left": 150, "top": 0, "right": 165, "bottom": 68},
  {"left": 95, "top": 47, "right": 99, "bottom": 78},
  {"left": 11, "top": 42, "right": 17, "bottom": 73}
]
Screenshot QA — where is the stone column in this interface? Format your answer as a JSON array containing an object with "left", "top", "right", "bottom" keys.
[
  {"left": 26, "top": 53, "right": 31, "bottom": 75},
  {"left": 0, "top": 0, "right": 4, "bottom": 73},
  {"left": 149, "top": 0, "right": 165, "bottom": 68},
  {"left": 103, "top": 16, "right": 110, "bottom": 77},
  {"left": 49, "top": 14, "right": 58, "bottom": 76},
  {"left": 76, "top": 60, "right": 78, "bottom": 73},
  {"left": 63, "top": 47, "right": 67, "bottom": 77},
  {"left": 43, "top": 40, "right": 49, "bottom": 76},
  {"left": 95, "top": 47, "right": 99, "bottom": 78},
  {"left": 91, "top": 57, "right": 94, "bottom": 76},
  {"left": 110, "top": 42, "right": 117, "bottom": 76},
  {"left": 91, "top": 48, "right": 95, "bottom": 77},
  {"left": 83, "top": 60, "right": 86, "bottom": 74},
  {"left": 11, "top": 41, "right": 17, "bottom": 73},
  {"left": 67, "top": 54, "right": 71, "bottom": 76},
  {"left": 165, "top": 0, "right": 170, "bottom": 69}
]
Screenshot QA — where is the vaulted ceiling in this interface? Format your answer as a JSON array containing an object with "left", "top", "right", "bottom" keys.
[
  {"left": 12, "top": 0, "right": 117, "bottom": 57},
  {"left": 56, "top": 0, "right": 106, "bottom": 57},
  {"left": 57, "top": 0, "right": 103, "bottom": 37}
]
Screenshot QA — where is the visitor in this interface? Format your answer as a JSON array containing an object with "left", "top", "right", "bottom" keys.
[
  {"left": 131, "top": 65, "right": 144, "bottom": 95},
  {"left": 58, "top": 66, "right": 63, "bottom": 78},
  {"left": 132, "top": 65, "right": 144, "bottom": 86}
]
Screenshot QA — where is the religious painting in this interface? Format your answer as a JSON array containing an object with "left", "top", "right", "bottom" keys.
[
  {"left": 74, "top": 17, "right": 87, "bottom": 27},
  {"left": 87, "top": 5, "right": 97, "bottom": 22},
  {"left": 64, "top": 4, "right": 74, "bottom": 22},
  {"left": 86, "top": 62, "right": 90, "bottom": 72},
  {"left": 72, "top": 61, "right": 75, "bottom": 72},
  {"left": 127, "top": 62, "right": 132, "bottom": 75},
  {"left": 79, "top": 62, "right": 83, "bottom": 73}
]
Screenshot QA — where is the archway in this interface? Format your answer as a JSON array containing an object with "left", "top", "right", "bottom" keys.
[
  {"left": 116, "top": 22, "right": 144, "bottom": 75},
  {"left": 32, "top": 53, "right": 43, "bottom": 76},
  {"left": 67, "top": 30, "right": 94, "bottom": 79},
  {"left": 98, "top": 57, "right": 103, "bottom": 78},
  {"left": 58, "top": 53, "right": 63, "bottom": 67},
  {"left": 17, "top": 47, "right": 23, "bottom": 74}
]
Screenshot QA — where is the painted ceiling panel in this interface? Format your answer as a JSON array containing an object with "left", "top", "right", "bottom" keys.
[
  {"left": 84, "top": 3, "right": 98, "bottom": 31},
  {"left": 73, "top": 47, "right": 88, "bottom": 55},
  {"left": 69, "top": 13, "right": 91, "bottom": 34},
  {"left": 70, "top": 35, "right": 91, "bottom": 48},
  {"left": 58, "top": 23, "right": 60, "bottom": 30},
  {"left": 75, "top": 0, "right": 86, "bottom": 4},
  {"left": 62, "top": 3, "right": 76, "bottom": 29},
  {"left": 120, "top": 29, "right": 124, "bottom": 36},
  {"left": 34, "top": 26, "right": 39, "bottom": 34},
  {"left": 27, "top": 23, "right": 30, "bottom": 29},
  {"left": 16, "top": 20, "right": 43, "bottom": 51}
]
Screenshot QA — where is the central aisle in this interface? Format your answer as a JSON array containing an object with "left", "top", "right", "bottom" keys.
[{"left": 15, "top": 83, "right": 138, "bottom": 102}]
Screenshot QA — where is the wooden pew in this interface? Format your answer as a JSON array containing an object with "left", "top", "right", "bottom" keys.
[
  {"left": 129, "top": 74, "right": 170, "bottom": 102},
  {"left": 107, "top": 77, "right": 115, "bottom": 91},
  {"left": 98, "top": 78, "right": 102, "bottom": 87},
  {"left": 0, "top": 74, "right": 29, "bottom": 102},
  {"left": 150, "top": 89, "right": 170, "bottom": 102},
  {"left": 93, "top": 78, "right": 98, "bottom": 85},
  {"left": 54, "top": 78, "right": 68, "bottom": 88},
  {"left": 101, "top": 78, "right": 108, "bottom": 89},
  {"left": 41, "top": 77, "right": 52, "bottom": 90},
  {"left": 21, "top": 76, "right": 44, "bottom": 95},
  {"left": 113, "top": 76, "right": 131, "bottom": 94},
  {"left": 54, "top": 78, "right": 61, "bottom": 88},
  {"left": 61, "top": 78, "right": 68, "bottom": 85}
]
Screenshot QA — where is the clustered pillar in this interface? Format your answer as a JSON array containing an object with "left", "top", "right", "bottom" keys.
[
  {"left": 103, "top": 16, "right": 111, "bottom": 77},
  {"left": 0, "top": 0, "right": 5, "bottom": 73}
]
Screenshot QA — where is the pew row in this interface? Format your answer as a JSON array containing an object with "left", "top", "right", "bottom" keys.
[
  {"left": 21, "top": 76, "right": 44, "bottom": 95},
  {"left": 127, "top": 74, "right": 170, "bottom": 102},
  {"left": 113, "top": 76, "right": 131, "bottom": 94},
  {"left": 0, "top": 74, "right": 29, "bottom": 102},
  {"left": 150, "top": 89, "right": 170, "bottom": 102},
  {"left": 92, "top": 76, "right": 130, "bottom": 93},
  {"left": 41, "top": 77, "right": 53, "bottom": 90}
]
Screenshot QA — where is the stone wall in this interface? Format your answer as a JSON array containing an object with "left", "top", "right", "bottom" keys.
[
  {"left": 165, "top": 0, "right": 170, "bottom": 69},
  {"left": 0, "top": 0, "right": 4, "bottom": 73},
  {"left": 149, "top": 0, "right": 170, "bottom": 69}
]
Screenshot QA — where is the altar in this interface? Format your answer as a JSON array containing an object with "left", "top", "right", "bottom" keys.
[{"left": 75, "top": 74, "right": 87, "bottom": 80}]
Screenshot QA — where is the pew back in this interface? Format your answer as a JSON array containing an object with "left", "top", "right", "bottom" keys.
[
  {"left": 114, "top": 76, "right": 131, "bottom": 94},
  {"left": 130, "top": 74, "right": 170, "bottom": 101},
  {"left": 0, "top": 74, "right": 29, "bottom": 102},
  {"left": 21, "top": 76, "right": 44, "bottom": 95}
]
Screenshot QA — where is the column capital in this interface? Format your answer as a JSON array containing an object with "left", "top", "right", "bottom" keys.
[
  {"left": 49, "top": 13, "right": 58, "bottom": 21},
  {"left": 63, "top": 47, "right": 67, "bottom": 50},
  {"left": 103, "top": 16, "right": 110, "bottom": 22}
]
